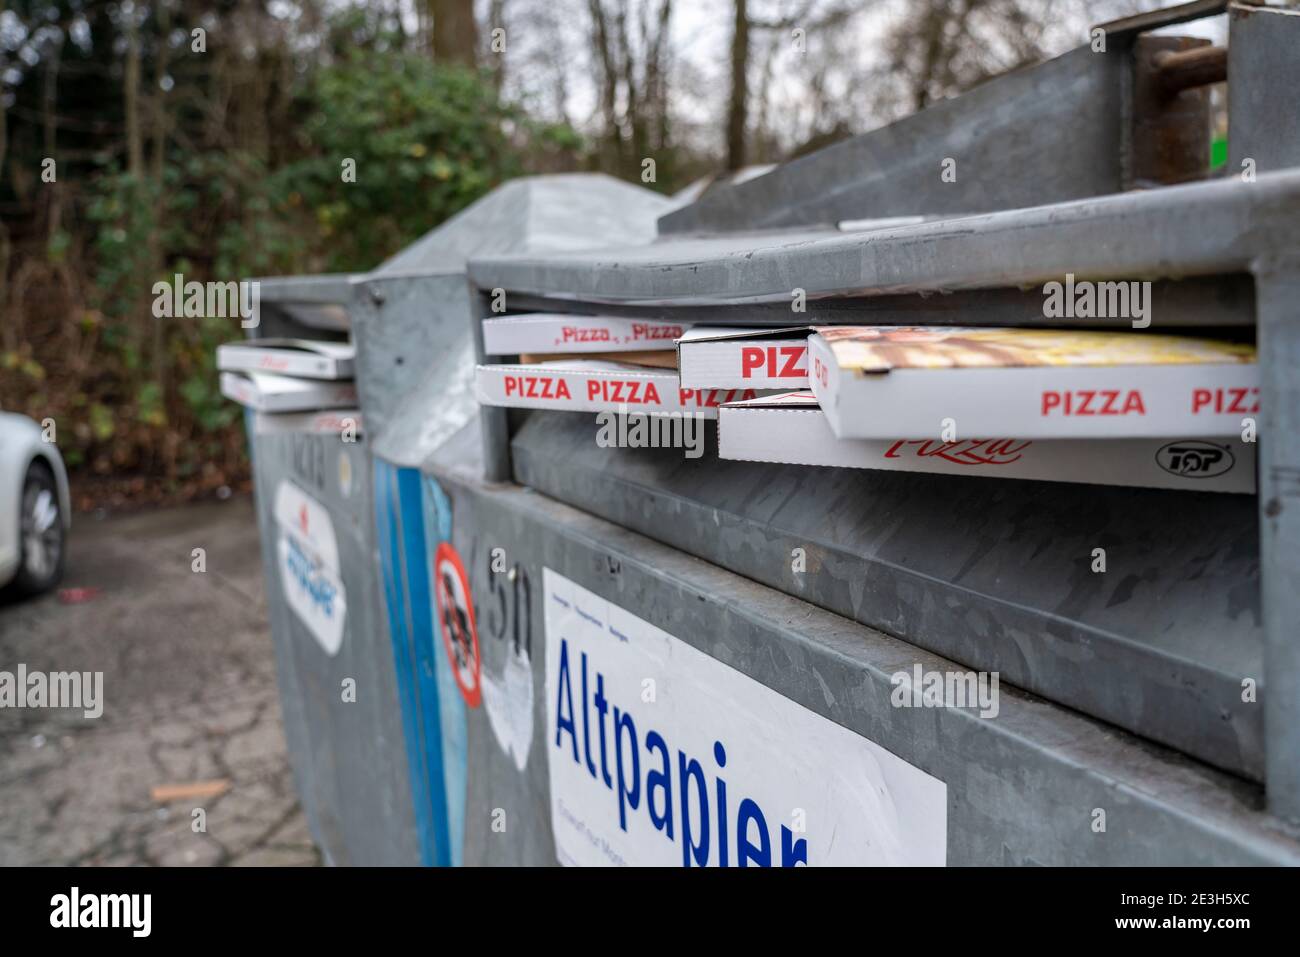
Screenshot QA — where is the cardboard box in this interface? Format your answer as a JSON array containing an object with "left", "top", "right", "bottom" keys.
[
  {"left": 220, "top": 370, "right": 358, "bottom": 413},
  {"left": 677, "top": 326, "right": 812, "bottom": 389},
  {"left": 482, "top": 313, "right": 690, "bottom": 355},
  {"left": 718, "top": 392, "right": 1255, "bottom": 493},
  {"left": 521, "top": 350, "right": 678, "bottom": 369},
  {"left": 217, "top": 338, "right": 354, "bottom": 379},
  {"left": 475, "top": 359, "right": 768, "bottom": 418},
  {"left": 808, "top": 326, "right": 1258, "bottom": 439},
  {"left": 252, "top": 409, "right": 363, "bottom": 437}
]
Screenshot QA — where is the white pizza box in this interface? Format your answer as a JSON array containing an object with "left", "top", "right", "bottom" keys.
[
  {"left": 482, "top": 313, "right": 690, "bottom": 355},
  {"left": 217, "top": 338, "right": 354, "bottom": 379},
  {"left": 718, "top": 392, "right": 1255, "bottom": 494},
  {"left": 677, "top": 326, "right": 812, "bottom": 389},
  {"left": 808, "top": 326, "right": 1258, "bottom": 439},
  {"left": 220, "top": 370, "right": 358, "bottom": 413},
  {"left": 253, "top": 409, "right": 363, "bottom": 437},
  {"left": 475, "top": 359, "right": 769, "bottom": 419}
]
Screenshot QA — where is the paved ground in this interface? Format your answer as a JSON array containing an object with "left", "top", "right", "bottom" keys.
[{"left": 0, "top": 497, "right": 320, "bottom": 866}]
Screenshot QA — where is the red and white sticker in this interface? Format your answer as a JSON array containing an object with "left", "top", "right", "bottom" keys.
[{"left": 433, "top": 542, "right": 482, "bottom": 708}]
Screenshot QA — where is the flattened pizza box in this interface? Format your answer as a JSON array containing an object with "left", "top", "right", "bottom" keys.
[
  {"left": 482, "top": 313, "right": 690, "bottom": 355},
  {"left": 253, "top": 409, "right": 363, "bottom": 437},
  {"left": 220, "top": 370, "right": 358, "bottom": 413},
  {"left": 718, "top": 392, "right": 1256, "bottom": 494},
  {"left": 677, "top": 326, "right": 812, "bottom": 389},
  {"left": 475, "top": 359, "right": 769, "bottom": 419},
  {"left": 807, "top": 326, "right": 1258, "bottom": 439},
  {"left": 217, "top": 338, "right": 354, "bottom": 379}
]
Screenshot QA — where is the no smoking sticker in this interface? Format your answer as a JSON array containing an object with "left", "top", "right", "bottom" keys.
[{"left": 434, "top": 541, "right": 481, "bottom": 708}]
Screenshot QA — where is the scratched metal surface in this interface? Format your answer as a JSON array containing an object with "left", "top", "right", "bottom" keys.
[
  {"left": 508, "top": 410, "right": 1264, "bottom": 781},
  {"left": 1229, "top": 4, "right": 1300, "bottom": 179},
  {"left": 468, "top": 170, "right": 1300, "bottom": 306},
  {"left": 426, "top": 419, "right": 1297, "bottom": 865},
  {"left": 1228, "top": 1, "right": 1300, "bottom": 830},
  {"left": 658, "top": 45, "right": 1125, "bottom": 235},
  {"left": 246, "top": 429, "right": 420, "bottom": 865}
]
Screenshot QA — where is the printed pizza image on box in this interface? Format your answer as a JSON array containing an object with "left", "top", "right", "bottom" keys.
[
  {"left": 807, "top": 326, "right": 1258, "bottom": 440},
  {"left": 677, "top": 326, "right": 812, "bottom": 390},
  {"left": 483, "top": 313, "right": 690, "bottom": 355},
  {"left": 718, "top": 392, "right": 1255, "bottom": 493},
  {"left": 475, "top": 359, "right": 769, "bottom": 418}
]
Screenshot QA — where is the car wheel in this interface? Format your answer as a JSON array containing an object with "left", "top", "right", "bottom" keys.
[{"left": 10, "top": 461, "right": 65, "bottom": 596}]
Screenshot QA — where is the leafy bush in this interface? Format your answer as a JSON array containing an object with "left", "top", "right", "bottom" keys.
[{"left": 283, "top": 53, "right": 531, "bottom": 272}]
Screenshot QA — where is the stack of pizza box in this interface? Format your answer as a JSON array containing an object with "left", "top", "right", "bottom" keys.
[
  {"left": 474, "top": 313, "right": 775, "bottom": 418},
  {"left": 474, "top": 315, "right": 1259, "bottom": 493},
  {"left": 695, "top": 326, "right": 1258, "bottom": 493},
  {"left": 217, "top": 338, "right": 363, "bottom": 436}
]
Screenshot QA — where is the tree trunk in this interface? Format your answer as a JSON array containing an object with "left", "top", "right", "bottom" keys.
[
  {"left": 151, "top": 1, "right": 172, "bottom": 184},
  {"left": 644, "top": 0, "right": 673, "bottom": 154},
  {"left": 124, "top": 11, "right": 144, "bottom": 178},
  {"left": 430, "top": 0, "right": 479, "bottom": 68},
  {"left": 488, "top": 0, "right": 508, "bottom": 93},
  {"left": 617, "top": 1, "right": 643, "bottom": 174},
  {"left": 588, "top": 0, "right": 622, "bottom": 173},
  {"left": 727, "top": 0, "right": 749, "bottom": 170}
]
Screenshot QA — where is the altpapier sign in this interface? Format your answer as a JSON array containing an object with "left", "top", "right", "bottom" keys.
[
  {"left": 543, "top": 569, "right": 947, "bottom": 867},
  {"left": 274, "top": 480, "right": 346, "bottom": 656}
]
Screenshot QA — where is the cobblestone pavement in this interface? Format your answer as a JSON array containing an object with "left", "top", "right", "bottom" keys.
[{"left": 0, "top": 498, "right": 321, "bottom": 866}]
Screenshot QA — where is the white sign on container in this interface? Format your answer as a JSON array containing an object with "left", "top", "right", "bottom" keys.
[
  {"left": 274, "top": 480, "right": 347, "bottom": 656},
  {"left": 543, "top": 569, "right": 947, "bottom": 867}
]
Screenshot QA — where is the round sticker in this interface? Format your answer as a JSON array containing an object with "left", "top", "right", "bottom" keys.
[{"left": 433, "top": 541, "right": 481, "bottom": 708}]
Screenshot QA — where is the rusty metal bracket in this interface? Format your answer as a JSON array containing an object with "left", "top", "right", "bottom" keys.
[{"left": 1125, "top": 36, "right": 1215, "bottom": 188}]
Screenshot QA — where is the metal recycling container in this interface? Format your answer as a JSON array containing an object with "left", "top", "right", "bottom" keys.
[
  {"left": 375, "top": 5, "right": 1300, "bottom": 866},
  {"left": 444, "top": 183, "right": 1300, "bottom": 863},
  {"left": 373, "top": 419, "right": 1297, "bottom": 866},
  {"left": 248, "top": 3, "right": 1300, "bottom": 866},
  {"left": 239, "top": 283, "right": 419, "bottom": 866}
]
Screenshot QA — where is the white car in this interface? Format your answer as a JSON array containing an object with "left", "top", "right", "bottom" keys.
[{"left": 0, "top": 412, "right": 71, "bottom": 597}]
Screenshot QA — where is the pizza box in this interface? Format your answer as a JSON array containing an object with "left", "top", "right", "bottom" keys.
[
  {"left": 521, "top": 350, "right": 678, "bottom": 369},
  {"left": 217, "top": 338, "right": 354, "bottom": 379},
  {"left": 808, "top": 326, "right": 1258, "bottom": 439},
  {"left": 475, "top": 359, "right": 769, "bottom": 418},
  {"left": 220, "top": 370, "right": 358, "bottom": 413},
  {"left": 718, "top": 392, "right": 1255, "bottom": 494},
  {"left": 252, "top": 409, "right": 363, "bottom": 437},
  {"left": 677, "top": 326, "right": 812, "bottom": 389},
  {"left": 482, "top": 313, "right": 690, "bottom": 355}
]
